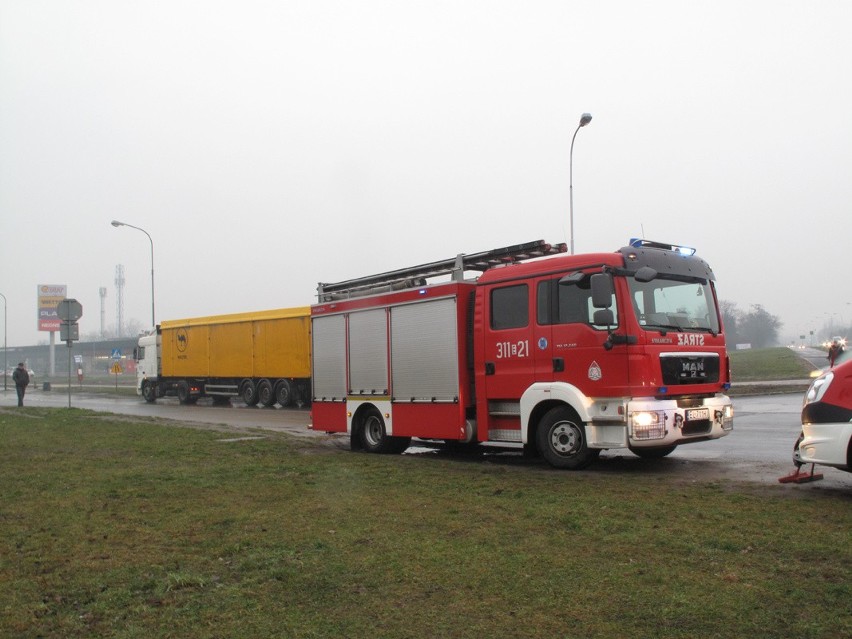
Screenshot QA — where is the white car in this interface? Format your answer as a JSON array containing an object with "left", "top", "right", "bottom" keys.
[{"left": 795, "top": 358, "right": 852, "bottom": 473}]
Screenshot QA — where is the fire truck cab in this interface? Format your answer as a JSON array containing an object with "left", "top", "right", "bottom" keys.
[{"left": 310, "top": 239, "right": 733, "bottom": 469}]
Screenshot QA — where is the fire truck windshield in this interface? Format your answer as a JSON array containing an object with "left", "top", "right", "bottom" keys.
[{"left": 628, "top": 277, "right": 720, "bottom": 334}]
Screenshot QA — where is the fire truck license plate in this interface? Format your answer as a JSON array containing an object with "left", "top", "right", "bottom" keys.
[{"left": 686, "top": 408, "right": 709, "bottom": 421}]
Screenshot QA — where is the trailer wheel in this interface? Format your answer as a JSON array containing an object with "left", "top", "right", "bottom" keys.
[
  {"left": 258, "top": 379, "right": 275, "bottom": 407},
  {"left": 141, "top": 381, "right": 157, "bottom": 404},
  {"left": 629, "top": 445, "right": 677, "bottom": 459},
  {"left": 275, "top": 379, "right": 293, "bottom": 407},
  {"left": 241, "top": 380, "right": 259, "bottom": 406},
  {"left": 177, "top": 382, "right": 193, "bottom": 405},
  {"left": 536, "top": 406, "right": 600, "bottom": 470}
]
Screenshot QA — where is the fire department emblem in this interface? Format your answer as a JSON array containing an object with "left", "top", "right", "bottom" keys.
[
  {"left": 588, "top": 361, "right": 602, "bottom": 381},
  {"left": 538, "top": 337, "right": 548, "bottom": 350}
]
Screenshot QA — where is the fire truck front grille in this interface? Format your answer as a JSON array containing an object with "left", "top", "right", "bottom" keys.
[{"left": 660, "top": 354, "right": 719, "bottom": 385}]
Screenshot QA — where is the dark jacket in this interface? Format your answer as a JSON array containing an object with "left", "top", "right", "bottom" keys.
[{"left": 13, "top": 366, "right": 29, "bottom": 387}]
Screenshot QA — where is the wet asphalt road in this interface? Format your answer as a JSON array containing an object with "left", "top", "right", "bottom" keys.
[{"left": 3, "top": 385, "right": 851, "bottom": 492}]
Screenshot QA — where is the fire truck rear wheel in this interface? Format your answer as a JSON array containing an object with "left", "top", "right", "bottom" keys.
[
  {"left": 536, "top": 406, "right": 600, "bottom": 470},
  {"left": 258, "top": 379, "right": 275, "bottom": 407},
  {"left": 359, "top": 407, "right": 409, "bottom": 454},
  {"left": 360, "top": 408, "right": 389, "bottom": 452}
]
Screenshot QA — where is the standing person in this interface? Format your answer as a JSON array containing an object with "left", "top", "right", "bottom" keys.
[
  {"left": 827, "top": 339, "right": 844, "bottom": 367},
  {"left": 12, "top": 362, "right": 30, "bottom": 407}
]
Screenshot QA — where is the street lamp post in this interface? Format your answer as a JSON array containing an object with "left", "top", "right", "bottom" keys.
[
  {"left": 111, "top": 220, "right": 155, "bottom": 328},
  {"left": 0, "top": 292, "right": 6, "bottom": 391},
  {"left": 569, "top": 112, "right": 592, "bottom": 255}
]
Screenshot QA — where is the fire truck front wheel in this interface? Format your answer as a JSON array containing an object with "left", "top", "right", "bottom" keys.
[
  {"left": 536, "top": 406, "right": 600, "bottom": 470},
  {"left": 358, "top": 407, "right": 410, "bottom": 454}
]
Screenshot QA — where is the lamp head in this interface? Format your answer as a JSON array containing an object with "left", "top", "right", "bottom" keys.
[
  {"left": 111, "top": 220, "right": 123, "bottom": 227},
  {"left": 579, "top": 113, "right": 592, "bottom": 127}
]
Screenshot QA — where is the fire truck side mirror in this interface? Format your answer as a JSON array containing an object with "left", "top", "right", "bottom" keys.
[
  {"left": 593, "top": 308, "right": 614, "bottom": 327},
  {"left": 590, "top": 274, "right": 613, "bottom": 308}
]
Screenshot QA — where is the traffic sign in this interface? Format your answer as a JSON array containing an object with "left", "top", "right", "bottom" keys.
[
  {"left": 111, "top": 348, "right": 122, "bottom": 360},
  {"left": 60, "top": 322, "right": 79, "bottom": 342},
  {"left": 110, "top": 362, "right": 123, "bottom": 374},
  {"left": 57, "top": 298, "right": 83, "bottom": 322}
]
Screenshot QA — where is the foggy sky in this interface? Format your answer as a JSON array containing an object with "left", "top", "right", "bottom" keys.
[{"left": 1, "top": 0, "right": 850, "bottom": 348}]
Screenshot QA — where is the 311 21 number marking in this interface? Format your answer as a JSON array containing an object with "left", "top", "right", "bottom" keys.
[{"left": 496, "top": 340, "right": 529, "bottom": 359}]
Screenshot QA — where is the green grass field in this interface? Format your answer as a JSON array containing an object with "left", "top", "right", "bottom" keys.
[
  {"left": 1, "top": 408, "right": 849, "bottom": 639},
  {"left": 728, "top": 347, "right": 816, "bottom": 381}
]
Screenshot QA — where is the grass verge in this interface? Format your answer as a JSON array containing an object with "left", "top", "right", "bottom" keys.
[
  {"left": 729, "top": 347, "right": 815, "bottom": 381},
  {"left": 1, "top": 408, "right": 849, "bottom": 638}
]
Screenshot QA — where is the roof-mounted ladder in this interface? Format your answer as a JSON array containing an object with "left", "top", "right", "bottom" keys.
[{"left": 317, "top": 239, "right": 566, "bottom": 302}]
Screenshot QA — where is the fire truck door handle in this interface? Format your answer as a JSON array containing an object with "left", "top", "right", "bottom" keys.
[
  {"left": 553, "top": 358, "right": 564, "bottom": 372},
  {"left": 485, "top": 362, "right": 496, "bottom": 375}
]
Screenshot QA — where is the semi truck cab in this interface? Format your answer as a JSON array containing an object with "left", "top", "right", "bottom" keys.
[{"left": 134, "top": 331, "right": 161, "bottom": 402}]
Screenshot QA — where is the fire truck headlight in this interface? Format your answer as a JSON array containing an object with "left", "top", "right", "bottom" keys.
[{"left": 631, "top": 410, "right": 666, "bottom": 440}]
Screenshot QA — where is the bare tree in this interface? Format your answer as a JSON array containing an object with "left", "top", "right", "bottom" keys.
[
  {"left": 719, "top": 301, "right": 782, "bottom": 348},
  {"left": 719, "top": 300, "right": 740, "bottom": 343},
  {"left": 739, "top": 304, "right": 782, "bottom": 348}
]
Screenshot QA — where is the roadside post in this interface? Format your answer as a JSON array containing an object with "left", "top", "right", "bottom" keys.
[
  {"left": 75, "top": 355, "right": 83, "bottom": 387},
  {"left": 57, "top": 299, "right": 82, "bottom": 408},
  {"left": 110, "top": 348, "right": 122, "bottom": 390}
]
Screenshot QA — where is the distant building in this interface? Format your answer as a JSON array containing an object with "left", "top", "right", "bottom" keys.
[{"left": 7, "top": 337, "right": 140, "bottom": 377}]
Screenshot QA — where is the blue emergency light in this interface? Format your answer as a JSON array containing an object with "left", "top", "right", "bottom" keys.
[{"left": 628, "top": 238, "right": 696, "bottom": 256}]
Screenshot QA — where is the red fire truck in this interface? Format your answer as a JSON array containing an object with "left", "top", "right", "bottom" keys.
[{"left": 310, "top": 239, "right": 733, "bottom": 469}]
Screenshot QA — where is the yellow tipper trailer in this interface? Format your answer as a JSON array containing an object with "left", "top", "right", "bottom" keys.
[{"left": 144, "top": 306, "right": 311, "bottom": 407}]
